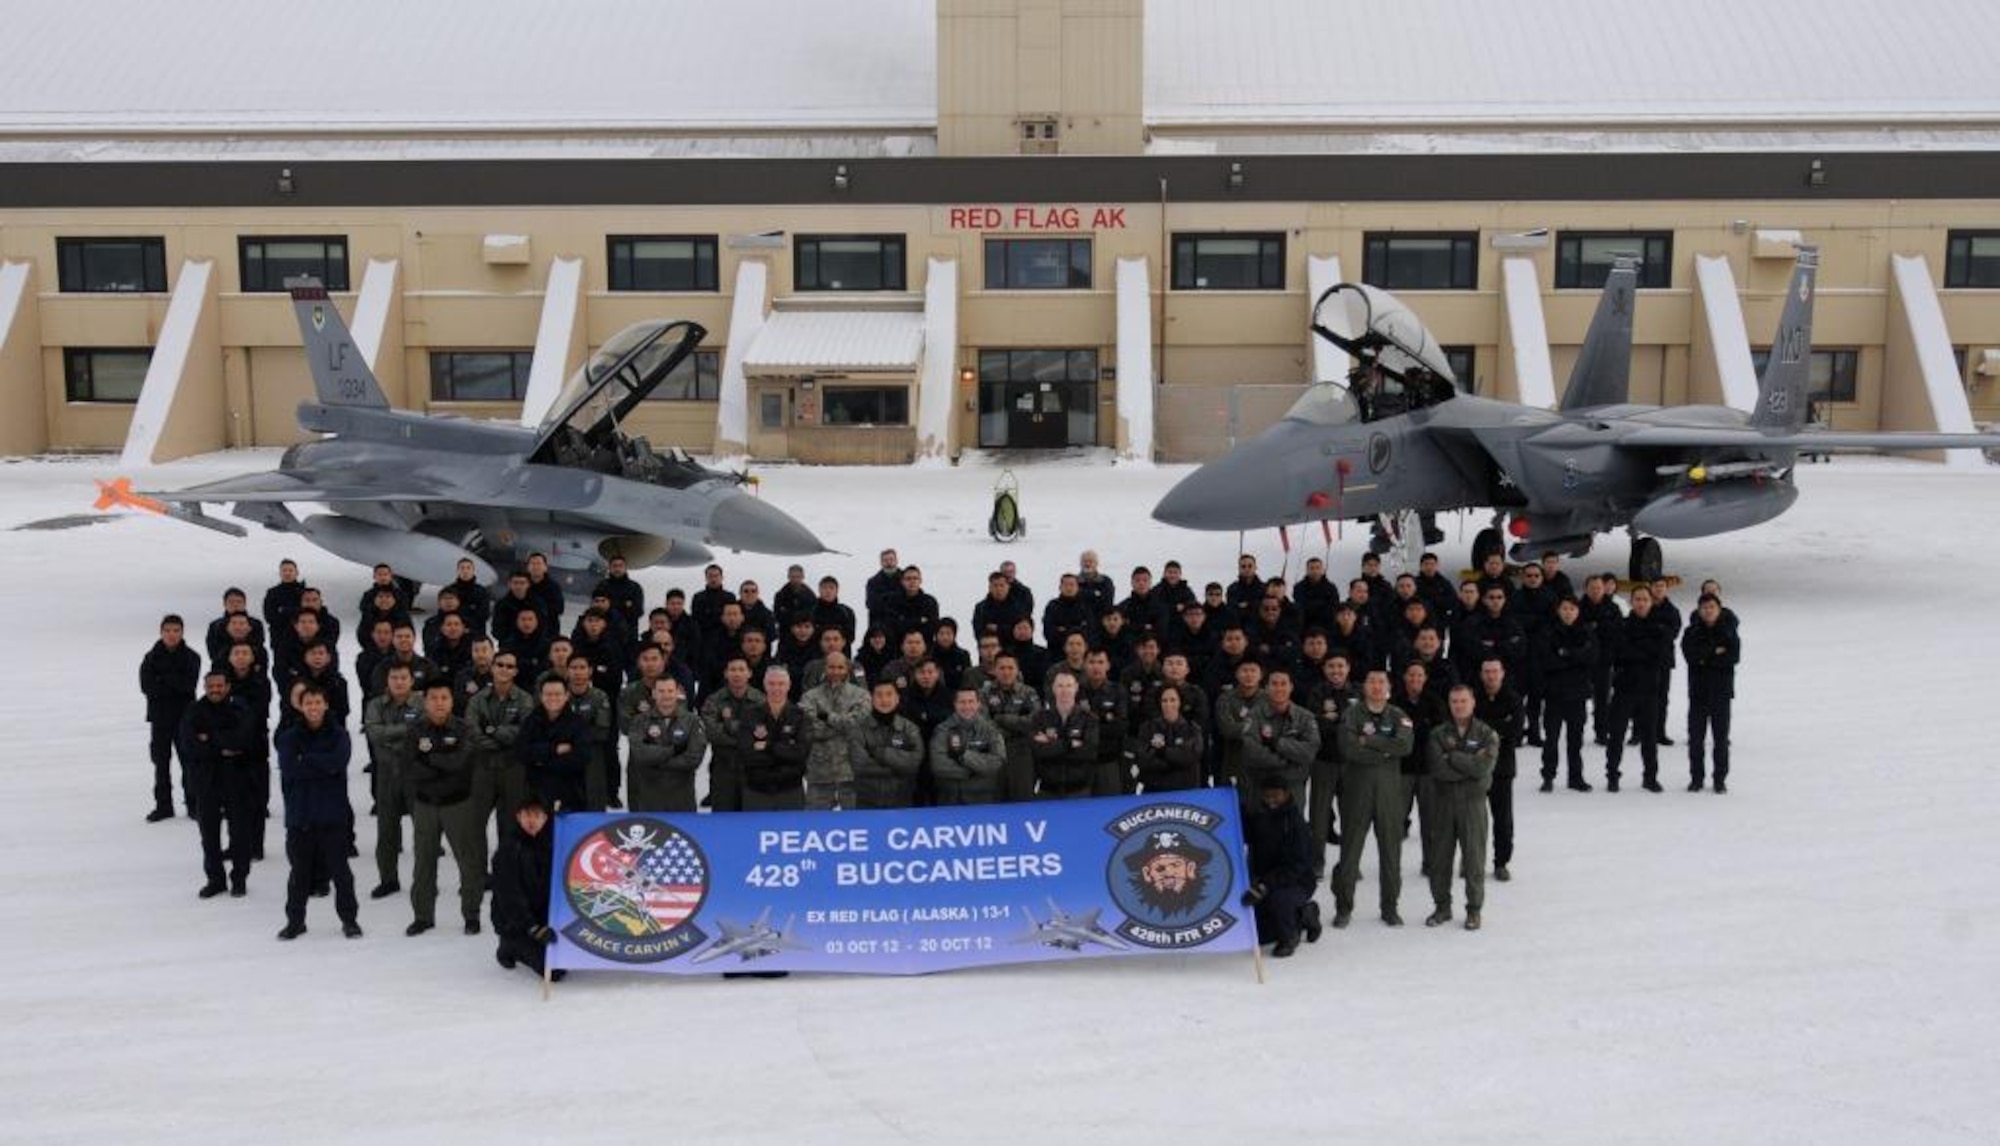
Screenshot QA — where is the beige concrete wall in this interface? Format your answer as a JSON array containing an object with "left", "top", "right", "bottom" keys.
[{"left": 4, "top": 198, "right": 2000, "bottom": 456}]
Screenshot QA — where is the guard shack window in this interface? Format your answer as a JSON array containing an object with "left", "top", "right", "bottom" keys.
[
  {"left": 1945, "top": 231, "right": 2000, "bottom": 288},
  {"left": 608, "top": 236, "right": 719, "bottom": 291},
  {"left": 822, "top": 386, "right": 910, "bottom": 426},
  {"left": 1171, "top": 234, "right": 1284, "bottom": 290},
  {"left": 64, "top": 348, "right": 152, "bottom": 402},
  {"left": 430, "top": 351, "right": 533, "bottom": 402},
  {"left": 796, "top": 235, "right": 906, "bottom": 291},
  {"left": 985, "top": 238, "right": 1092, "bottom": 289},
  {"left": 57, "top": 237, "right": 167, "bottom": 293},
  {"left": 1555, "top": 232, "right": 1672, "bottom": 289},
  {"left": 1362, "top": 233, "right": 1478, "bottom": 290},
  {"left": 240, "top": 236, "right": 348, "bottom": 292}
]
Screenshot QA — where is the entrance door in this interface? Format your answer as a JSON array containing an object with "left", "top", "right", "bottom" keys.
[
  {"left": 748, "top": 385, "right": 791, "bottom": 459},
  {"left": 1006, "top": 382, "right": 1069, "bottom": 448}
]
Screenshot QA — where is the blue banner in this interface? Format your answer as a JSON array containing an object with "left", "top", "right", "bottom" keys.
[{"left": 546, "top": 790, "right": 1256, "bottom": 976}]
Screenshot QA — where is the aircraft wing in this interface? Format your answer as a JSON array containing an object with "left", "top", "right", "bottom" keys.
[
  {"left": 1618, "top": 427, "right": 2000, "bottom": 452},
  {"left": 139, "top": 470, "right": 454, "bottom": 504}
]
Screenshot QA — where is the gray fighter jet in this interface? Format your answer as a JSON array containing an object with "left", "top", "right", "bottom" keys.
[
  {"left": 689, "top": 907, "right": 808, "bottom": 965},
  {"left": 1014, "top": 898, "right": 1128, "bottom": 952},
  {"left": 108, "top": 280, "right": 825, "bottom": 591},
  {"left": 1153, "top": 248, "right": 2000, "bottom": 580}
]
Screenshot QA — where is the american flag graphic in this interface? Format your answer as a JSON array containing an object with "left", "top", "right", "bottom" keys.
[{"left": 568, "top": 830, "right": 707, "bottom": 936}]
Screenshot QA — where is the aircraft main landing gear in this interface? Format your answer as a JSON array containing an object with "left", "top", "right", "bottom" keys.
[{"left": 1628, "top": 534, "right": 1663, "bottom": 583}]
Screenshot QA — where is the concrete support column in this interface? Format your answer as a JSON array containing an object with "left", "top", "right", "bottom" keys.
[
  {"left": 916, "top": 256, "right": 958, "bottom": 465},
  {"left": 1305, "top": 254, "right": 1350, "bottom": 383},
  {"left": 1114, "top": 256, "right": 1153, "bottom": 463},
  {"left": 1690, "top": 254, "right": 1758, "bottom": 411},
  {"left": 714, "top": 258, "right": 770, "bottom": 461},
  {"left": 350, "top": 258, "right": 405, "bottom": 405},
  {"left": 1886, "top": 253, "right": 1985, "bottom": 467},
  {"left": 1499, "top": 257, "right": 1555, "bottom": 408},
  {"left": 522, "top": 256, "right": 586, "bottom": 427}
]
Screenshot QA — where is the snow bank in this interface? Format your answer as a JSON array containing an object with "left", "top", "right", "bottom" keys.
[
  {"left": 1306, "top": 254, "right": 1350, "bottom": 382},
  {"left": 714, "top": 259, "right": 768, "bottom": 460},
  {"left": 120, "top": 258, "right": 214, "bottom": 468},
  {"left": 1501, "top": 257, "right": 1555, "bottom": 408},
  {"left": 914, "top": 257, "right": 957, "bottom": 467},
  {"left": 1695, "top": 254, "right": 1759, "bottom": 411},
  {"left": 1115, "top": 257, "right": 1154, "bottom": 464},
  {"left": 521, "top": 257, "right": 583, "bottom": 427},
  {"left": 348, "top": 258, "right": 399, "bottom": 372},
  {"left": 1889, "top": 253, "right": 1986, "bottom": 469}
]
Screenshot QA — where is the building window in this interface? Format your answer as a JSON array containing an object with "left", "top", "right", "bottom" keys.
[
  {"left": 1441, "top": 345, "right": 1476, "bottom": 392},
  {"left": 984, "top": 238, "right": 1092, "bottom": 289},
  {"left": 1944, "top": 231, "right": 2000, "bottom": 288},
  {"left": 646, "top": 350, "right": 721, "bottom": 401},
  {"left": 607, "top": 236, "right": 719, "bottom": 291},
  {"left": 796, "top": 235, "right": 906, "bottom": 292},
  {"left": 1171, "top": 233, "right": 1284, "bottom": 290},
  {"left": 240, "top": 236, "right": 348, "bottom": 292},
  {"left": 1750, "top": 347, "right": 1859, "bottom": 403},
  {"left": 822, "top": 386, "right": 910, "bottom": 426},
  {"left": 56, "top": 238, "right": 167, "bottom": 293},
  {"left": 63, "top": 348, "right": 152, "bottom": 402},
  {"left": 1554, "top": 232, "right": 1672, "bottom": 290},
  {"left": 430, "top": 351, "right": 533, "bottom": 402},
  {"left": 1362, "top": 233, "right": 1478, "bottom": 291}
]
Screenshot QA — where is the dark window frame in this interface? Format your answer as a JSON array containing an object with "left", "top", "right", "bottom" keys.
[
  {"left": 238, "top": 235, "right": 349, "bottom": 292},
  {"left": 820, "top": 385, "right": 911, "bottom": 427},
  {"left": 56, "top": 237, "right": 167, "bottom": 293},
  {"left": 1170, "top": 232, "right": 1285, "bottom": 291},
  {"left": 794, "top": 233, "right": 907, "bottom": 292},
  {"left": 63, "top": 347, "right": 153, "bottom": 403},
  {"left": 646, "top": 349, "right": 722, "bottom": 402},
  {"left": 1750, "top": 346, "right": 1860, "bottom": 403},
  {"left": 1362, "top": 232, "right": 1479, "bottom": 291},
  {"left": 606, "top": 234, "right": 720, "bottom": 292},
  {"left": 1944, "top": 229, "right": 2000, "bottom": 289},
  {"left": 1440, "top": 345, "right": 1477, "bottom": 392},
  {"left": 429, "top": 350, "right": 535, "bottom": 402},
  {"left": 983, "top": 237, "right": 1093, "bottom": 290},
  {"left": 1554, "top": 231, "right": 1673, "bottom": 290}
]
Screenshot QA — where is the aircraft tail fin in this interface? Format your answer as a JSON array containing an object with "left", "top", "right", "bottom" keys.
[
  {"left": 288, "top": 278, "right": 389, "bottom": 409},
  {"left": 1749, "top": 248, "right": 1819, "bottom": 431},
  {"left": 1559, "top": 257, "right": 1638, "bottom": 411}
]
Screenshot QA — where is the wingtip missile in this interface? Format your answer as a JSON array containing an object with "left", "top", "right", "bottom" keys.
[{"left": 93, "top": 477, "right": 166, "bottom": 515}]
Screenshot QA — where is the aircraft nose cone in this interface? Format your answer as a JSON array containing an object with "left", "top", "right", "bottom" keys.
[
  {"left": 1154, "top": 447, "right": 1276, "bottom": 531},
  {"left": 709, "top": 493, "right": 826, "bottom": 556}
]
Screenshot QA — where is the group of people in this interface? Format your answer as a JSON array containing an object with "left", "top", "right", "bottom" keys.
[{"left": 137, "top": 541, "right": 1741, "bottom": 968}]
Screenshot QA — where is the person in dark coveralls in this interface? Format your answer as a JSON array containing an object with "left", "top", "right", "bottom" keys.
[
  {"left": 1472, "top": 658, "right": 1524, "bottom": 882},
  {"left": 1127, "top": 683, "right": 1205, "bottom": 793},
  {"left": 181, "top": 671, "right": 258, "bottom": 897},
  {"left": 1425, "top": 685, "right": 1498, "bottom": 930},
  {"left": 1535, "top": 596, "right": 1598, "bottom": 792},
  {"left": 739, "top": 666, "right": 811, "bottom": 811},
  {"left": 490, "top": 797, "right": 562, "bottom": 980},
  {"left": 626, "top": 677, "right": 707, "bottom": 813},
  {"left": 518, "top": 677, "right": 592, "bottom": 812},
  {"left": 1332, "top": 670, "right": 1416, "bottom": 928},
  {"left": 1030, "top": 670, "right": 1099, "bottom": 799},
  {"left": 141, "top": 614, "right": 203, "bottom": 821},
  {"left": 1681, "top": 593, "right": 1741, "bottom": 793},
  {"left": 1242, "top": 774, "right": 1323, "bottom": 958},
  {"left": 274, "top": 686, "right": 362, "bottom": 940},
  {"left": 1604, "top": 584, "right": 1671, "bottom": 792},
  {"left": 404, "top": 681, "right": 483, "bottom": 937}
]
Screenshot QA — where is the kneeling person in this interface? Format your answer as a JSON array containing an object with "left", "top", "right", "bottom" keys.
[
  {"left": 1243, "top": 775, "right": 1321, "bottom": 957},
  {"left": 490, "top": 797, "right": 560, "bottom": 980}
]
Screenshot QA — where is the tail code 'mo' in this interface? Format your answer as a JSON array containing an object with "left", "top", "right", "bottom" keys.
[
  {"left": 288, "top": 277, "right": 388, "bottom": 409},
  {"left": 1750, "top": 248, "right": 1819, "bottom": 432}
]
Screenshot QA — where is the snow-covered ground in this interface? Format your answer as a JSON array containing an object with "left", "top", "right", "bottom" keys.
[{"left": 1, "top": 451, "right": 1995, "bottom": 1143}]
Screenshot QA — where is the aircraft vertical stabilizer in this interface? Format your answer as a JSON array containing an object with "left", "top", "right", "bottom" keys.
[
  {"left": 287, "top": 278, "right": 389, "bottom": 409},
  {"left": 1559, "top": 258, "right": 1638, "bottom": 411},
  {"left": 1749, "top": 248, "right": 1819, "bottom": 432}
]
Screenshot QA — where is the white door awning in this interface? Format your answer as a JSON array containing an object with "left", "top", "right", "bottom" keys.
[{"left": 742, "top": 310, "right": 925, "bottom": 375}]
